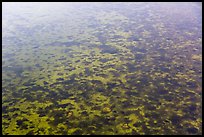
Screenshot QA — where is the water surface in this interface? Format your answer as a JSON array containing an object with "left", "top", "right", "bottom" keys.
[{"left": 2, "top": 2, "right": 202, "bottom": 135}]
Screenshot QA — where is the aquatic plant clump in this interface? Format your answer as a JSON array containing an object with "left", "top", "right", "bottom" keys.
[{"left": 2, "top": 2, "right": 202, "bottom": 135}]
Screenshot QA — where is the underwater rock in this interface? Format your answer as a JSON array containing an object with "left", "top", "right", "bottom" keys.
[
  {"left": 106, "top": 116, "right": 116, "bottom": 122},
  {"left": 128, "top": 46, "right": 147, "bottom": 53},
  {"left": 63, "top": 49, "right": 73, "bottom": 53},
  {"left": 186, "top": 81, "right": 197, "bottom": 88},
  {"left": 81, "top": 111, "right": 89, "bottom": 116},
  {"left": 12, "top": 91, "right": 22, "bottom": 98},
  {"left": 170, "top": 115, "right": 182, "bottom": 125},
  {"left": 125, "top": 91, "right": 138, "bottom": 96},
  {"left": 58, "top": 57, "right": 67, "bottom": 61},
  {"left": 95, "top": 87, "right": 104, "bottom": 92},
  {"left": 5, "top": 65, "right": 25, "bottom": 77},
  {"left": 26, "top": 130, "right": 35, "bottom": 135},
  {"left": 56, "top": 78, "right": 64, "bottom": 81},
  {"left": 163, "top": 95, "right": 174, "bottom": 102},
  {"left": 133, "top": 122, "right": 140, "bottom": 127},
  {"left": 91, "top": 80, "right": 103, "bottom": 85},
  {"left": 78, "top": 121, "right": 90, "bottom": 128},
  {"left": 128, "top": 36, "right": 142, "bottom": 42},
  {"left": 43, "top": 81, "right": 49, "bottom": 85},
  {"left": 2, "top": 106, "right": 8, "bottom": 113},
  {"left": 109, "top": 70, "right": 120, "bottom": 77},
  {"left": 160, "top": 66, "right": 170, "bottom": 72},
  {"left": 23, "top": 82, "right": 36, "bottom": 87},
  {"left": 162, "top": 119, "right": 171, "bottom": 125},
  {"left": 87, "top": 126, "right": 96, "bottom": 131},
  {"left": 107, "top": 82, "right": 118, "bottom": 89},
  {"left": 72, "top": 129, "right": 83, "bottom": 135},
  {"left": 28, "top": 85, "right": 47, "bottom": 92},
  {"left": 58, "top": 104, "right": 68, "bottom": 108},
  {"left": 146, "top": 105, "right": 156, "bottom": 110},
  {"left": 158, "top": 89, "right": 169, "bottom": 95},
  {"left": 35, "top": 64, "right": 41, "bottom": 67},
  {"left": 186, "top": 127, "right": 198, "bottom": 134},
  {"left": 188, "top": 104, "right": 197, "bottom": 112},
  {"left": 99, "top": 44, "right": 119, "bottom": 54},
  {"left": 183, "top": 104, "right": 197, "bottom": 114},
  {"left": 122, "top": 101, "right": 134, "bottom": 110},
  {"left": 99, "top": 58, "right": 110, "bottom": 63},
  {"left": 16, "top": 118, "right": 29, "bottom": 127},
  {"left": 126, "top": 63, "right": 138, "bottom": 73},
  {"left": 135, "top": 53, "right": 145, "bottom": 60},
  {"left": 48, "top": 41, "right": 79, "bottom": 47},
  {"left": 124, "top": 116, "right": 132, "bottom": 123}
]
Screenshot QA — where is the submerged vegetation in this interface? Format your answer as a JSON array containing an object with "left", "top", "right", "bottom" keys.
[{"left": 2, "top": 2, "right": 202, "bottom": 135}]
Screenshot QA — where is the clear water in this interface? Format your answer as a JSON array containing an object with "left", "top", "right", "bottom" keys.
[{"left": 2, "top": 2, "right": 202, "bottom": 135}]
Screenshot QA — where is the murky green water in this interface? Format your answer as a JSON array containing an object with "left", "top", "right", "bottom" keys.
[{"left": 2, "top": 2, "right": 202, "bottom": 135}]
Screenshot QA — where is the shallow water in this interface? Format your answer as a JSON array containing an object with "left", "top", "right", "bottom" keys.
[{"left": 2, "top": 2, "right": 202, "bottom": 135}]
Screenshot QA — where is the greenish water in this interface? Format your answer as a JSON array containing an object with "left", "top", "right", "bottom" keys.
[{"left": 2, "top": 2, "right": 202, "bottom": 135}]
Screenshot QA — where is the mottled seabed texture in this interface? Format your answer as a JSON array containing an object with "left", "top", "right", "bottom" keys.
[{"left": 2, "top": 2, "right": 202, "bottom": 135}]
